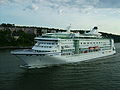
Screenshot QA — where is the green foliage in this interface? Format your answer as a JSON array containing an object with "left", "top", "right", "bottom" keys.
[
  {"left": 16, "top": 31, "right": 35, "bottom": 46},
  {"left": 0, "top": 30, "right": 14, "bottom": 46},
  {"left": 1, "top": 23, "right": 15, "bottom": 27},
  {"left": 0, "top": 30, "right": 35, "bottom": 47}
]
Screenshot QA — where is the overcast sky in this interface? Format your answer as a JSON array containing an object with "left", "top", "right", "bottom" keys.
[{"left": 0, "top": 0, "right": 120, "bottom": 34}]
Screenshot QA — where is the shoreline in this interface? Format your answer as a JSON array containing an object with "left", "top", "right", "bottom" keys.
[{"left": 0, "top": 46, "right": 32, "bottom": 49}]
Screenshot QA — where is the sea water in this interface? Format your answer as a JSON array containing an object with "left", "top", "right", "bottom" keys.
[{"left": 0, "top": 43, "right": 120, "bottom": 90}]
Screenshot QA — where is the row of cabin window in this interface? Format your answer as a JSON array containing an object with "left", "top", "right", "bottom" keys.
[
  {"left": 101, "top": 47, "right": 111, "bottom": 50},
  {"left": 80, "top": 49, "right": 100, "bottom": 52},
  {"left": 36, "top": 45, "right": 52, "bottom": 48},
  {"left": 61, "top": 49, "right": 75, "bottom": 52},
  {"left": 80, "top": 42, "right": 109, "bottom": 45},
  {"left": 101, "top": 48, "right": 111, "bottom": 50},
  {"left": 62, "top": 40, "right": 72, "bottom": 42},
  {"left": 35, "top": 50, "right": 57, "bottom": 52},
  {"left": 61, "top": 53, "right": 72, "bottom": 56},
  {"left": 38, "top": 42, "right": 58, "bottom": 45},
  {"left": 61, "top": 48, "right": 100, "bottom": 52},
  {"left": 35, "top": 50, "right": 50, "bottom": 52},
  {"left": 61, "top": 49, "right": 100, "bottom": 56},
  {"left": 61, "top": 41, "right": 109, "bottom": 45},
  {"left": 26, "top": 54, "right": 45, "bottom": 56},
  {"left": 62, "top": 40, "right": 109, "bottom": 43},
  {"left": 61, "top": 49, "right": 99, "bottom": 56}
]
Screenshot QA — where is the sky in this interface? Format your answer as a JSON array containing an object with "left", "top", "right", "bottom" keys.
[{"left": 0, "top": 0, "right": 120, "bottom": 34}]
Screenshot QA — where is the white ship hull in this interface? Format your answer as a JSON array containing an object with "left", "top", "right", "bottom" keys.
[{"left": 16, "top": 50, "right": 116, "bottom": 69}]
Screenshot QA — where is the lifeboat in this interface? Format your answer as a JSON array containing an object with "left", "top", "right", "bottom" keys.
[
  {"left": 89, "top": 46, "right": 99, "bottom": 50},
  {"left": 89, "top": 47, "right": 94, "bottom": 50}
]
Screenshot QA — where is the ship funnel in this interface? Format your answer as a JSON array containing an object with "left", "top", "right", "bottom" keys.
[
  {"left": 85, "top": 26, "right": 100, "bottom": 35},
  {"left": 90, "top": 26, "right": 98, "bottom": 34},
  {"left": 93, "top": 26, "right": 98, "bottom": 30},
  {"left": 66, "top": 24, "right": 71, "bottom": 32}
]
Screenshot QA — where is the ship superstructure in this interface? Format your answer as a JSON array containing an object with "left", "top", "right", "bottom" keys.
[{"left": 11, "top": 27, "right": 116, "bottom": 68}]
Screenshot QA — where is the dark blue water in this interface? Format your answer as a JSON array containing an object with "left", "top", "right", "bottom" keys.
[{"left": 0, "top": 43, "right": 120, "bottom": 90}]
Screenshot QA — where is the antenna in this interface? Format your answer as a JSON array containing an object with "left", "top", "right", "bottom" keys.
[{"left": 67, "top": 24, "right": 71, "bottom": 32}]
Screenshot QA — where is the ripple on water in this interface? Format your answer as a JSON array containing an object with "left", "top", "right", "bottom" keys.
[{"left": 1, "top": 44, "right": 120, "bottom": 90}]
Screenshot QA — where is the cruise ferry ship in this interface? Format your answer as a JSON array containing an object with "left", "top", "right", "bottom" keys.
[{"left": 11, "top": 27, "right": 116, "bottom": 68}]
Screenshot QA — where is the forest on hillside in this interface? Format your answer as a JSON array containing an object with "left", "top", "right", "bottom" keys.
[
  {"left": 0, "top": 30, "right": 35, "bottom": 47},
  {"left": 100, "top": 32, "right": 120, "bottom": 43}
]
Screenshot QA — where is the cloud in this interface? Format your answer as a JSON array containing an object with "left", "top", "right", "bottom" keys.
[
  {"left": 1, "top": 0, "right": 120, "bottom": 15},
  {"left": 0, "top": 0, "right": 8, "bottom": 4},
  {"left": 26, "top": 4, "right": 39, "bottom": 11},
  {"left": 96, "top": 0, "right": 120, "bottom": 8},
  {"left": 0, "top": 0, "right": 25, "bottom": 4},
  {"left": 1, "top": 0, "right": 120, "bottom": 8}
]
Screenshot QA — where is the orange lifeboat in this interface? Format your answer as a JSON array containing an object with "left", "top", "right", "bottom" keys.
[
  {"left": 89, "top": 46, "right": 99, "bottom": 50},
  {"left": 89, "top": 47, "right": 94, "bottom": 50}
]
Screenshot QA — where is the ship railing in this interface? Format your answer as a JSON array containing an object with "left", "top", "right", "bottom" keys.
[{"left": 11, "top": 49, "right": 61, "bottom": 55}]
